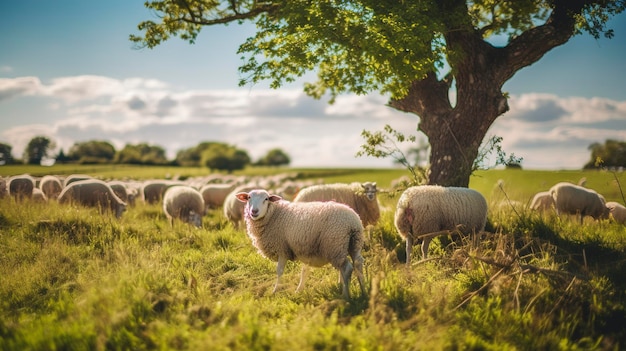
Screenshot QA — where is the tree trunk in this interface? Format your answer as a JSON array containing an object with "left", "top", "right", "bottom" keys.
[{"left": 388, "top": 0, "right": 580, "bottom": 187}]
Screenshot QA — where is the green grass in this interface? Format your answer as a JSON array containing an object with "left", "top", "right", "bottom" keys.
[{"left": 1, "top": 166, "right": 626, "bottom": 350}]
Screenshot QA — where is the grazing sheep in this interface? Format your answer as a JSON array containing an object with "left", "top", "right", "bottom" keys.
[
  {"left": 163, "top": 186, "right": 205, "bottom": 228},
  {"left": 63, "top": 174, "right": 93, "bottom": 187},
  {"left": 236, "top": 189, "right": 366, "bottom": 298},
  {"left": 606, "top": 201, "right": 626, "bottom": 224},
  {"left": 58, "top": 179, "right": 127, "bottom": 218},
  {"left": 549, "top": 182, "right": 608, "bottom": 224},
  {"left": 108, "top": 180, "right": 137, "bottom": 207},
  {"left": 142, "top": 180, "right": 181, "bottom": 204},
  {"left": 394, "top": 186, "right": 488, "bottom": 265},
  {"left": 199, "top": 183, "right": 236, "bottom": 209},
  {"left": 8, "top": 174, "right": 36, "bottom": 201},
  {"left": 223, "top": 184, "right": 257, "bottom": 229},
  {"left": 530, "top": 191, "right": 555, "bottom": 212},
  {"left": 294, "top": 182, "right": 380, "bottom": 227},
  {"left": 39, "top": 175, "right": 63, "bottom": 200},
  {"left": 32, "top": 188, "right": 48, "bottom": 202},
  {"left": 0, "top": 177, "right": 7, "bottom": 198}
]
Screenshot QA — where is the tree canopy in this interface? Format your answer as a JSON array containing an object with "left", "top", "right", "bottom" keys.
[
  {"left": 132, "top": 0, "right": 624, "bottom": 186},
  {"left": 585, "top": 139, "right": 626, "bottom": 169},
  {"left": 23, "top": 136, "right": 55, "bottom": 165}
]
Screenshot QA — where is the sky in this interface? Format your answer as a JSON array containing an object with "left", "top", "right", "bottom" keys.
[{"left": 1, "top": 1, "right": 625, "bottom": 170}]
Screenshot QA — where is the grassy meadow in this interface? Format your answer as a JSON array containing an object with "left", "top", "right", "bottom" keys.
[{"left": 1, "top": 165, "right": 626, "bottom": 350}]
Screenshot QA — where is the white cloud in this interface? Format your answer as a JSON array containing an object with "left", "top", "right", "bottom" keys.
[{"left": 1, "top": 75, "right": 624, "bottom": 169}]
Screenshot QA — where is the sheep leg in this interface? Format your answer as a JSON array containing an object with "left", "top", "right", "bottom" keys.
[
  {"left": 405, "top": 236, "right": 414, "bottom": 266},
  {"left": 296, "top": 265, "right": 309, "bottom": 292},
  {"left": 352, "top": 254, "right": 366, "bottom": 295},
  {"left": 421, "top": 237, "right": 432, "bottom": 260},
  {"left": 338, "top": 259, "right": 353, "bottom": 299},
  {"left": 273, "top": 256, "right": 287, "bottom": 294}
]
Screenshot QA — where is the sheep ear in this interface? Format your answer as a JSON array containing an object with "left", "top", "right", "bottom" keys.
[
  {"left": 235, "top": 192, "right": 250, "bottom": 202},
  {"left": 269, "top": 195, "right": 282, "bottom": 202}
]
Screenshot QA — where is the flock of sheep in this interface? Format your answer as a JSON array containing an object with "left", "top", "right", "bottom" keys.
[
  {"left": 1, "top": 172, "right": 624, "bottom": 299},
  {"left": 530, "top": 181, "right": 625, "bottom": 225}
]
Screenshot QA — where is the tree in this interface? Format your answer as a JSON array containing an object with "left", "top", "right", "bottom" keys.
[
  {"left": 175, "top": 141, "right": 227, "bottom": 166},
  {"left": 584, "top": 139, "right": 626, "bottom": 169},
  {"left": 200, "top": 143, "right": 251, "bottom": 172},
  {"left": 115, "top": 143, "right": 169, "bottom": 165},
  {"left": 256, "top": 148, "right": 291, "bottom": 167},
  {"left": 132, "top": 1, "right": 624, "bottom": 186},
  {"left": 0, "top": 142, "right": 13, "bottom": 165},
  {"left": 67, "top": 140, "right": 116, "bottom": 164},
  {"left": 23, "top": 136, "right": 55, "bottom": 165}
]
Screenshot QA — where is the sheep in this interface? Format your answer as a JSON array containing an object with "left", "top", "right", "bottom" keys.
[
  {"left": 293, "top": 182, "right": 380, "bottom": 227},
  {"left": 199, "top": 183, "right": 236, "bottom": 209},
  {"left": 162, "top": 185, "right": 205, "bottom": 228},
  {"left": 39, "top": 175, "right": 63, "bottom": 200},
  {"left": 530, "top": 191, "right": 555, "bottom": 212},
  {"left": 108, "top": 180, "right": 138, "bottom": 207},
  {"left": 236, "top": 189, "right": 366, "bottom": 299},
  {"left": 394, "top": 185, "right": 488, "bottom": 265},
  {"left": 606, "top": 201, "right": 626, "bottom": 224},
  {"left": 32, "top": 188, "right": 48, "bottom": 203},
  {"left": 0, "top": 177, "right": 6, "bottom": 198},
  {"left": 8, "top": 174, "right": 36, "bottom": 201},
  {"left": 549, "top": 182, "right": 608, "bottom": 224},
  {"left": 58, "top": 179, "right": 126, "bottom": 218},
  {"left": 223, "top": 184, "right": 258, "bottom": 229},
  {"left": 141, "top": 180, "right": 182, "bottom": 204},
  {"left": 63, "top": 174, "right": 93, "bottom": 188}
]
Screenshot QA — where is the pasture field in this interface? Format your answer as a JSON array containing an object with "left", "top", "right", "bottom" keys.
[{"left": 1, "top": 165, "right": 626, "bottom": 350}]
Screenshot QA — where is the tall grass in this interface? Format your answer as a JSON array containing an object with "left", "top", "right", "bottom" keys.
[{"left": 1, "top": 168, "right": 625, "bottom": 349}]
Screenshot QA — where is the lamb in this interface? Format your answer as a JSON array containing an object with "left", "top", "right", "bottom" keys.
[
  {"left": 58, "top": 179, "right": 127, "bottom": 218},
  {"left": 549, "top": 182, "right": 608, "bottom": 224},
  {"left": 8, "top": 174, "right": 36, "bottom": 201},
  {"left": 293, "top": 182, "right": 380, "bottom": 227},
  {"left": 394, "top": 185, "right": 488, "bottom": 265},
  {"left": 530, "top": 191, "right": 555, "bottom": 212},
  {"left": 162, "top": 185, "right": 205, "bottom": 228},
  {"left": 236, "top": 189, "right": 366, "bottom": 299},
  {"left": 199, "top": 183, "right": 236, "bottom": 209},
  {"left": 605, "top": 201, "right": 626, "bottom": 224},
  {"left": 39, "top": 175, "right": 63, "bottom": 200}
]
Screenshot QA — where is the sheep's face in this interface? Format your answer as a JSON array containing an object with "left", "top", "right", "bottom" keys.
[
  {"left": 361, "top": 182, "right": 377, "bottom": 201},
  {"left": 236, "top": 190, "right": 282, "bottom": 221},
  {"left": 115, "top": 203, "right": 127, "bottom": 219},
  {"left": 188, "top": 210, "right": 202, "bottom": 228}
]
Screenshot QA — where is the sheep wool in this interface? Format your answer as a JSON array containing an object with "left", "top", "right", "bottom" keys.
[
  {"left": 606, "top": 201, "right": 626, "bottom": 224},
  {"left": 8, "top": 174, "right": 36, "bottom": 201},
  {"left": 39, "top": 175, "right": 63, "bottom": 200},
  {"left": 236, "top": 189, "right": 366, "bottom": 299},
  {"left": 163, "top": 185, "right": 205, "bottom": 228},
  {"left": 530, "top": 191, "right": 555, "bottom": 212},
  {"left": 549, "top": 182, "right": 608, "bottom": 223},
  {"left": 294, "top": 182, "right": 380, "bottom": 227},
  {"left": 223, "top": 184, "right": 257, "bottom": 229},
  {"left": 58, "top": 179, "right": 127, "bottom": 218},
  {"left": 199, "top": 183, "right": 236, "bottom": 209},
  {"left": 394, "top": 185, "right": 488, "bottom": 265}
]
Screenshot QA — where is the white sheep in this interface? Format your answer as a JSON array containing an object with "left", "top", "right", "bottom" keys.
[
  {"left": 549, "top": 182, "right": 608, "bottom": 224},
  {"left": 223, "top": 184, "right": 258, "bottom": 229},
  {"left": 58, "top": 179, "right": 127, "bottom": 218},
  {"left": 63, "top": 174, "right": 93, "bottom": 187},
  {"left": 39, "top": 175, "right": 63, "bottom": 200},
  {"left": 108, "top": 180, "right": 138, "bottom": 207},
  {"left": 394, "top": 185, "right": 488, "bottom": 265},
  {"left": 606, "top": 201, "right": 626, "bottom": 224},
  {"left": 199, "top": 183, "right": 236, "bottom": 209},
  {"left": 162, "top": 185, "right": 205, "bottom": 228},
  {"left": 236, "top": 189, "right": 366, "bottom": 299},
  {"left": 530, "top": 191, "right": 555, "bottom": 212},
  {"left": 141, "top": 180, "right": 182, "bottom": 204},
  {"left": 293, "top": 182, "right": 380, "bottom": 227},
  {"left": 8, "top": 174, "right": 36, "bottom": 201}
]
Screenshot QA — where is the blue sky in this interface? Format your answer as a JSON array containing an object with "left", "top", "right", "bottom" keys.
[{"left": 1, "top": 1, "right": 625, "bottom": 169}]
